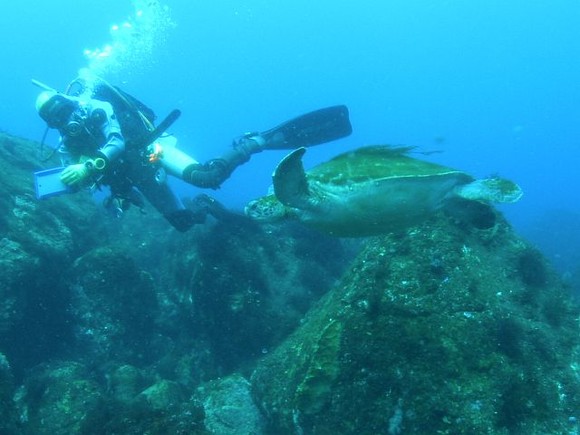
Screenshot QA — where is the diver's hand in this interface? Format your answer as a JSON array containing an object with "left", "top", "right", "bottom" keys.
[
  {"left": 60, "top": 158, "right": 106, "bottom": 186},
  {"left": 60, "top": 164, "right": 89, "bottom": 185}
]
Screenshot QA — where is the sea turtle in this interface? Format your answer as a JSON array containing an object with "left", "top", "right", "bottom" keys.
[{"left": 244, "top": 145, "right": 523, "bottom": 237}]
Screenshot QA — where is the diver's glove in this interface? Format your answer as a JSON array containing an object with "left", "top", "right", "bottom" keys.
[{"left": 60, "top": 157, "right": 106, "bottom": 186}]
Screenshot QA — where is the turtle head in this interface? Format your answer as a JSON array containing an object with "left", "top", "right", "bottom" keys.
[{"left": 245, "top": 195, "right": 288, "bottom": 222}]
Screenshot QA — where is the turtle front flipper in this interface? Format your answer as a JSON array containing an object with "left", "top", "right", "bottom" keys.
[
  {"left": 455, "top": 177, "right": 523, "bottom": 203},
  {"left": 273, "top": 147, "right": 314, "bottom": 209}
]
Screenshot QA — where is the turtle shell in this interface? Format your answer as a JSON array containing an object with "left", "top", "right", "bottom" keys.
[{"left": 306, "top": 145, "right": 471, "bottom": 186}]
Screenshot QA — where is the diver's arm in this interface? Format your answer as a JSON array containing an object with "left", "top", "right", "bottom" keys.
[{"left": 92, "top": 101, "right": 125, "bottom": 164}]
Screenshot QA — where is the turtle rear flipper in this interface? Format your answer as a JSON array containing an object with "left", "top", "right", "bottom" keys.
[
  {"left": 273, "top": 147, "right": 313, "bottom": 209},
  {"left": 455, "top": 178, "right": 523, "bottom": 203}
]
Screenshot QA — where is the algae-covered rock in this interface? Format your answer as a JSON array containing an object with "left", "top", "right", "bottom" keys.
[
  {"left": 251, "top": 214, "right": 580, "bottom": 434},
  {"left": 0, "top": 133, "right": 103, "bottom": 259},
  {"left": 109, "top": 364, "right": 146, "bottom": 403},
  {"left": 136, "top": 379, "right": 186, "bottom": 411},
  {"left": 0, "top": 237, "right": 37, "bottom": 334},
  {"left": 166, "top": 218, "right": 357, "bottom": 373},
  {"left": 67, "top": 246, "right": 159, "bottom": 365},
  {"left": 196, "top": 373, "right": 264, "bottom": 434},
  {"left": 0, "top": 352, "right": 18, "bottom": 433},
  {"left": 294, "top": 319, "right": 343, "bottom": 415},
  {"left": 105, "top": 378, "right": 207, "bottom": 434},
  {"left": 16, "top": 361, "right": 104, "bottom": 434},
  {"left": 0, "top": 133, "right": 107, "bottom": 374}
]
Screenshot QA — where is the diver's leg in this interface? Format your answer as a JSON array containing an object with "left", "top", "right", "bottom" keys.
[
  {"left": 182, "top": 135, "right": 265, "bottom": 189},
  {"left": 136, "top": 175, "right": 204, "bottom": 232},
  {"left": 180, "top": 105, "right": 352, "bottom": 189}
]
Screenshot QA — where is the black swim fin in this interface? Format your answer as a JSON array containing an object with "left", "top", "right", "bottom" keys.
[{"left": 260, "top": 105, "right": 352, "bottom": 150}]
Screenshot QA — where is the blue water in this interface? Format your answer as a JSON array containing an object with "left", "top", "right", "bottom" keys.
[{"left": 2, "top": 1, "right": 579, "bottom": 270}]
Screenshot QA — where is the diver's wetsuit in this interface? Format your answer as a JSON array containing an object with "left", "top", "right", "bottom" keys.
[{"left": 57, "top": 98, "right": 232, "bottom": 232}]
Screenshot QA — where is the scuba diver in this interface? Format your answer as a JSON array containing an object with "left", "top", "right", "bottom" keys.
[{"left": 34, "top": 75, "right": 352, "bottom": 232}]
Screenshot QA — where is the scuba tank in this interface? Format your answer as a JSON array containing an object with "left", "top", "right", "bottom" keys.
[
  {"left": 66, "top": 75, "right": 185, "bottom": 180},
  {"left": 65, "top": 75, "right": 157, "bottom": 142},
  {"left": 146, "top": 133, "right": 198, "bottom": 180}
]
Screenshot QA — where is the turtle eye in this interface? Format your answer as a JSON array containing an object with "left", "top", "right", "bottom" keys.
[{"left": 244, "top": 201, "right": 259, "bottom": 218}]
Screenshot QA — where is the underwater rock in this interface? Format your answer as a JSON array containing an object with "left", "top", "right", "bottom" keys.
[
  {"left": 0, "top": 133, "right": 104, "bottom": 260},
  {"left": 196, "top": 373, "right": 264, "bottom": 434},
  {"left": 0, "top": 237, "right": 36, "bottom": 334},
  {"left": 0, "top": 133, "right": 107, "bottom": 374},
  {"left": 164, "top": 218, "right": 358, "bottom": 373},
  {"left": 66, "top": 246, "right": 159, "bottom": 366},
  {"left": 150, "top": 337, "right": 220, "bottom": 392},
  {"left": 108, "top": 364, "right": 146, "bottom": 403},
  {"left": 16, "top": 362, "right": 205, "bottom": 434},
  {"left": 251, "top": 213, "right": 580, "bottom": 434},
  {"left": 15, "top": 361, "right": 104, "bottom": 434},
  {"left": 104, "top": 378, "right": 206, "bottom": 434},
  {"left": 136, "top": 379, "right": 187, "bottom": 411},
  {"left": 0, "top": 352, "right": 18, "bottom": 432}
]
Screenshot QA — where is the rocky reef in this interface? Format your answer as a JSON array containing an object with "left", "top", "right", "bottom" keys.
[
  {"left": 252, "top": 215, "right": 580, "bottom": 434},
  {"left": 0, "top": 132, "right": 354, "bottom": 433},
  {"left": 0, "top": 132, "right": 578, "bottom": 434}
]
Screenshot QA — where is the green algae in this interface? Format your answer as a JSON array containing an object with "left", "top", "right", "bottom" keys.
[{"left": 295, "top": 319, "right": 343, "bottom": 415}]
